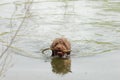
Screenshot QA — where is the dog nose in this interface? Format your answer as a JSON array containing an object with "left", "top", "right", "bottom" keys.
[{"left": 57, "top": 47, "right": 61, "bottom": 50}]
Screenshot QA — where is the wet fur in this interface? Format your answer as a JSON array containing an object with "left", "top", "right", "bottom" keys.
[{"left": 50, "top": 38, "right": 71, "bottom": 57}]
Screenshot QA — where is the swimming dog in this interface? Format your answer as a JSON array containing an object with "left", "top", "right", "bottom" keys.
[{"left": 50, "top": 38, "right": 71, "bottom": 57}]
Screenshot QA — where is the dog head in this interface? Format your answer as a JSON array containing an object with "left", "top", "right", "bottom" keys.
[{"left": 51, "top": 38, "right": 71, "bottom": 57}]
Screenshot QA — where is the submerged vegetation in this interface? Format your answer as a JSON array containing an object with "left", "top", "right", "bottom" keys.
[
  {"left": 0, "top": 0, "right": 120, "bottom": 78},
  {"left": 0, "top": 0, "right": 34, "bottom": 78}
]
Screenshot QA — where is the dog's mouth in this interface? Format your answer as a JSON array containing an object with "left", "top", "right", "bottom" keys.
[
  {"left": 55, "top": 50, "right": 64, "bottom": 57},
  {"left": 56, "top": 50, "right": 63, "bottom": 54},
  {"left": 57, "top": 51, "right": 63, "bottom": 54}
]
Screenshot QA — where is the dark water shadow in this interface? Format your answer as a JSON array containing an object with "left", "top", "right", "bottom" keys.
[{"left": 51, "top": 57, "right": 71, "bottom": 75}]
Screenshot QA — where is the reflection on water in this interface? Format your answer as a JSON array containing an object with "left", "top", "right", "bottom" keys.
[
  {"left": 51, "top": 57, "right": 71, "bottom": 75},
  {"left": 0, "top": 0, "right": 120, "bottom": 80}
]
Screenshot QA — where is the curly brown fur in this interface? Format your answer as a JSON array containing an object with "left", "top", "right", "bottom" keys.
[{"left": 50, "top": 37, "right": 71, "bottom": 57}]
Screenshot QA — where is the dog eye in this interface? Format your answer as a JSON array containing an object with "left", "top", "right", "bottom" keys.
[
  {"left": 55, "top": 43, "right": 58, "bottom": 46},
  {"left": 59, "top": 41, "right": 63, "bottom": 44}
]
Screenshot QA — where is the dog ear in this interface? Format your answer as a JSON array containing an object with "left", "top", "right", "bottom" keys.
[
  {"left": 50, "top": 38, "right": 59, "bottom": 48},
  {"left": 62, "top": 38, "right": 71, "bottom": 50}
]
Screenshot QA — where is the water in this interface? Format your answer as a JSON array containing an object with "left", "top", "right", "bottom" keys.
[{"left": 0, "top": 0, "right": 120, "bottom": 80}]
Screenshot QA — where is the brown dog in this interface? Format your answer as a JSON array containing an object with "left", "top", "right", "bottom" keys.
[{"left": 50, "top": 37, "right": 71, "bottom": 57}]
